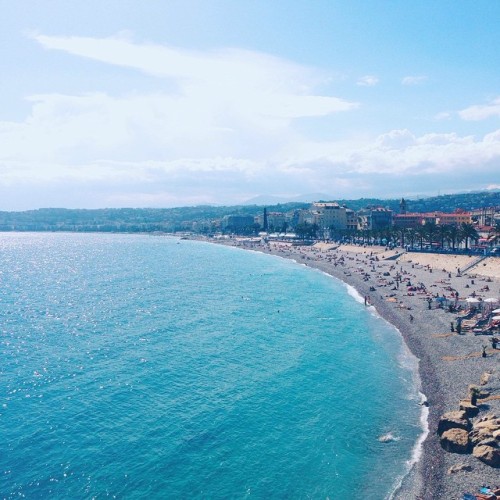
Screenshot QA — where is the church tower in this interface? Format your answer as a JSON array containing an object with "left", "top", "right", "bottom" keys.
[{"left": 400, "top": 198, "right": 407, "bottom": 215}]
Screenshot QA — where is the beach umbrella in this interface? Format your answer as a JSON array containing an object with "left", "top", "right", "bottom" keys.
[
  {"left": 492, "top": 308, "right": 500, "bottom": 314},
  {"left": 466, "top": 297, "right": 480, "bottom": 303},
  {"left": 492, "top": 315, "right": 500, "bottom": 321},
  {"left": 484, "top": 297, "right": 499, "bottom": 303}
]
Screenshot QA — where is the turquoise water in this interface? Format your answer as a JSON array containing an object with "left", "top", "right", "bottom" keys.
[{"left": 0, "top": 233, "right": 423, "bottom": 499}]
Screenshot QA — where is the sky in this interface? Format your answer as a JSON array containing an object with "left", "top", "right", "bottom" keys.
[{"left": 0, "top": 0, "right": 499, "bottom": 210}]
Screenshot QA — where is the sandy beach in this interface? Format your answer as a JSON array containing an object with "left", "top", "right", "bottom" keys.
[{"left": 210, "top": 238, "right": 500, "bottom": 499}]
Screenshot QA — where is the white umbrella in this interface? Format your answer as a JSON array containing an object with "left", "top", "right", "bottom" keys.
[
  {"left": 492, "top": 308, "right": 500, "bottom": 314},
  {"left": 492, "top": 315, "right": 500, "bottom": 321},
  {"left": 466, "top": 297, "right": 480, "bottom": 303},
  {"left": 484, "top": 297, "right": 499, "bottom": 303}
]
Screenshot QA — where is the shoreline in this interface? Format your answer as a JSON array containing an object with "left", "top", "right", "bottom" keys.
[{"left": 203, "top": 237, "right": 500, "bottom": 499}]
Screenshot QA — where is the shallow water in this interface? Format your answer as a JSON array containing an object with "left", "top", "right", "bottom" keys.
[{"left": 0, "top": 233, "right": 423, "bottom": 498}]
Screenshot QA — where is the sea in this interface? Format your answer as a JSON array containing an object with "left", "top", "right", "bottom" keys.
[{"left": 0, "top": 233, "right": 425, "bottom": 499}]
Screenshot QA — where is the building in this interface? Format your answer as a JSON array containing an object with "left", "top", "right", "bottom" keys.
[
  {"left": 470, "top": 206, "right": 499, "bottom": 226},
  {"left": 311, "top": 202, "right": 348, "bottom": 230},
  {"left": 357, "top": 207, "right": 393, "bottom": 231},
  {"left": 393, "top": 210, "right": 471, "bottom": 229},
  {"left": 429, "top": 210, "right": 471, "bottom": 226},
  {"left": 393, "top": 213, "right": 424, "bottom": 229},
  {"left": 221, "top": 215, "right": 255, "bottom": 231},
  {"left": 266, "top": 212, "right": 287, "bottom": 231},
  {"left": 255, "top": 211, "right": 288, "bottom": 231},
  {"left": 290, "top": 209, "right": 313, "bottom": 227},
  {"left": 346, "top": 209, "right": 358, "bottom": 231}
]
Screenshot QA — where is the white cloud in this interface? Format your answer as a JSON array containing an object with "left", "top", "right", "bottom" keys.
[
  {"left": 0, "top": 34, "right": 359, "bottom": 170},
  {"left": 459, "top": 97, "right": 500, "bottom": 121},
  {"left": 0, "top": 33, "right": 498, "bottom": 208},
  {"left": 356, "top": 75, "right": 379, "bottom": 87},
  {"left": 2, "top": 126, "right": 500, "bottom": 208},
  {"left": 401, "top": 75, "right": 427, "bottom": 86},
  {"left": 280, "top": 128, "right": 500, "bottom": 178},
  {"left": 32, "top": 34, "right": 358, "bottom": 121},
  {"left": 345, "top": 129, "right": 500, "bottom": 175}
]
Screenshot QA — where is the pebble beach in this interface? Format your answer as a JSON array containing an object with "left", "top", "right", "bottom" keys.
[{"left": 214, "top": 238, "right": 500, "bottom": 499}]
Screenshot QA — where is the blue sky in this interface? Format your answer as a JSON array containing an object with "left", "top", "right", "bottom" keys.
[{"left": 0, "top": 0, "right": 499, "bottom": 209}]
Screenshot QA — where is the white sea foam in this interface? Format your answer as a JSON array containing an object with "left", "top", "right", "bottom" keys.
[{"left": 378, "top": 432, "right": 401, "bottom": 443}]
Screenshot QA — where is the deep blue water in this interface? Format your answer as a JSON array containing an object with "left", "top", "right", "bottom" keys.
[{"left": 0, "top": 233, "right": 423, "bottom": 499}]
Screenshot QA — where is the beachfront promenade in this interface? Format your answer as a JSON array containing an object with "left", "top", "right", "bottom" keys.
[{"left": 211, "top": 238, "right": 500, "bottom": 499}]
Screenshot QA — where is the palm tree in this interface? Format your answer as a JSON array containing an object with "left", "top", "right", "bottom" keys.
[
  {"left": 438, "top": 224, "right": 451, "bottom": 249},
  {"left": 398, "top": 227, "right": 410, "bottom": 248},
  {"left": 423, "top": 220, "right": 437, "bottom": 248},
  {"left": 460, "top": 223, "right": 479, "bottom": 251},
  {"left": 446, "top": 224, "right": 462, "bottom": 251},
  {"left": 415, "top": 225, "right": 426, "bottom": 250},
  {"left": 380, "top": 227, "right": 393, "bottom": 247},
  {"left": 406, "top": 228, "right": 417, "bottom": 249}
]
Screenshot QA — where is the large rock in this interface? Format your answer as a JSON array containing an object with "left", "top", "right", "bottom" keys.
[
  {"left": 459, "top": 400, "right": 479, "bottom": 417},
  {"left": 438, "top": 410, "right": 471, "bottom": 435},
  {"left": 440, "top": 428, "right": 470, "bottom": 453},
  {"left": 470, "top": 413, "right": 500, "bottom": 446},
  {"left": 472, "top": 444, "right": 500, "bottom": 467},
  {"left": 470, "top": 428, "right": 496, "bottom": 446},
  {"left": 473, "top": 415, "right": 500, "bottom": 432}
]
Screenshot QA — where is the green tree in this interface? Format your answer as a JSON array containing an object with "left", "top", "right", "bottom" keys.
[
  {"left": 438, "top": 224, "right": 451, "bottom": 249},
  {"left": 415, "top": 226, "right": 426, "bottom": 250},
  {"left": 446, "top": 224, "right": 461, "bottom": 251},
  {"left": 460, "top": 223, "right": 479, "bottom": 251},
  {"left": 423, "top": 220, "right": 437, "bottom": 247}
]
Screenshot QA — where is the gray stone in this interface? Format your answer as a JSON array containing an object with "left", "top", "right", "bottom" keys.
[
  {"left": 470, "top": 428, "right": 495, "bottom": 446},
  {"left": 472, "top": 444, "right": 500, "bottom": 467},
  {"left": 438, "top": 410, "right": 471, "bottom": 435},
  {"left": 447, "top": 462, "right": 473, "bottom": 474},
  {"left": 440, "top": 428, "right": 470, "bottom": 454},
  {"left": 459, "top": 400, "right": 479, "bottom": 417}
]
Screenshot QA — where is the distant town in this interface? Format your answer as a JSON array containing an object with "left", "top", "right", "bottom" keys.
[
  {"left": 216, "top": 199, "right": 499, "bottom": 255},
  {"left": 0, "top": 191, "right": 499, "bottom": 254}
]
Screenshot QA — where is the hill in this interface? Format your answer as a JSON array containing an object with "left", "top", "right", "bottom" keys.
[{"left": 0, "top": 191, "right": 498, "bottom": 232}]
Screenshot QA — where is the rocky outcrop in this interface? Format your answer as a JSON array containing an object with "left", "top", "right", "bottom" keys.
[
  {"left": 438, "top": 410, "right": 471, "bottom": 435},
  {"left": 473, "top": 414, "right": 500, "bottom": 432},
  {"left": 459, "top": 400, "right": 479, "bottom": 417},
  {"left": 470, "top": 414, "right": 500, "bottom": 467},
  {"left": 472, "top": 444, "right": 500, "bottom": 467},
  {"left": 440, "top": 428, "right": 470, "bottom": 453},
  {"left": 438, "top": 380, "right": 499, "bottom": 468}
]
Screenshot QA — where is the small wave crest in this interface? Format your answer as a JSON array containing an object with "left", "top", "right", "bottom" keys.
[
  {"left": 378, "top": 432, "right": 401, "bottom": 443},
  {"left": 344, "top": 282, "right": 365, "bottom": 304}
]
